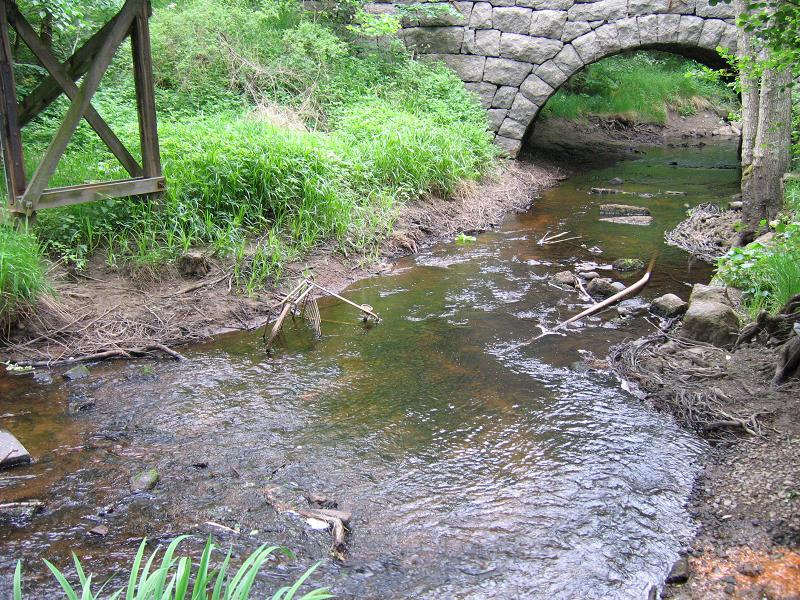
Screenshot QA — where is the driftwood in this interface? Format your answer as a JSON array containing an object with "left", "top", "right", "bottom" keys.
[
  {"left": 263, "top": 278, "right": 379, "bottom": 351},
  {"left": 263, "top": 487, "right": 350, "bottom": 560}
]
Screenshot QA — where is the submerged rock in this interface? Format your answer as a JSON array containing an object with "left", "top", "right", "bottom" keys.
[
  {"left": 130, "top": 468, "right": 160, "bottom": 492},
  {"left": 651, "top": 294, "right": 688, "bottom": 318},
  {"left": 613, "top": 258, "right": 645, "bottom": 272},
  {"left": 617, "top": 298, "right": 649, "bottom": 318},
  {"left": 599, "top": 216, "right": 653, "bottom": 226},
  {"left": 33, "top": 371, "right": 53, "bottom": 385},
  {"left": 599, "top": 204, "right": 651, "bottom": 217},
  {"left": 0, "top": 430, "right": 31, "bottom": 469},
  {"left": 552, "top": 271, "right": 575, "bottom": 286},
  {"left": 63, "top": 365, "right": 90, "bottom": 381},
  {"left": 586, "top": 278, "right": 621, "bottom": 299},
  {"left": 577, "top": 271, "right": 599, "bottom": 280},
  {"left": 681, "top": 301, "right": 741, "bottom": 348},
  {"left": 590, "top": 187, "right": 625, "bottom": 195},
  {"left": 609, "top": 177, "right": 624, "bottom": 185}
]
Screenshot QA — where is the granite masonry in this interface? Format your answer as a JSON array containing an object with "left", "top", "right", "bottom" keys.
[{"left": 366, "top": 0, "right": 738, "bottom": 156}]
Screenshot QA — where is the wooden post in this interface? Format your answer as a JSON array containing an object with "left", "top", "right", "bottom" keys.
[
  {"left": 131, "top": 0, "right": 161, "bottom": 179},
  {"left": 0, "top": 0, "right": 25, "bottom": 209}
]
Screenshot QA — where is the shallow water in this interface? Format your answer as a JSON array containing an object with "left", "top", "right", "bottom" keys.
[{"left": 0, "top": 141, "right": 741, "bottom": 598}]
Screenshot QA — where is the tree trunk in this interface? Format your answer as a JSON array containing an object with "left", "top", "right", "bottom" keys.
[
  {"left": 741, "top": 67, "right": 793, "bottom": 227},
  {"left": 736, "top": 1, "right": 759, "bottom": 166}
]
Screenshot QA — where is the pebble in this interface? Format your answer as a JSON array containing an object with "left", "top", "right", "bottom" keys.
[
  {"left": 130, "top": 468, "right": 160, "bottom": 492},
  {"left": 89, "top": 525, "right": 109, "bottom": 537}
]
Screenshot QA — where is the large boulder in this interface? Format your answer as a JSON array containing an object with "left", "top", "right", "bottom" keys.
[
  {"left": 0, "top": 429, "right": 31, "bottom": 469},
  {"left": 689, "top": 283, "right": 742, "bottom": 308},
  {"left": 681, "top": 301, "right": 741, "bottom": 348}
]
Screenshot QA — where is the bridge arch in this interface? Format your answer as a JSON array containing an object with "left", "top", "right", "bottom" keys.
[{"left": 387, "top": 0, "right": 739, "bottom": 156}]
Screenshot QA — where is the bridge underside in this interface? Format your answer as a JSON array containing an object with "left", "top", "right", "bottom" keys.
[{"left": 385, "top": 0, "right": 738, "bottom": 156}]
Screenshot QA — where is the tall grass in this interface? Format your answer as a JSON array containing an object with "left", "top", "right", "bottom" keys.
[
  {"left": 0, "top": 224, "right": 48, "bottom": 326},
  {"left": 13, "top": 536, "right": 332, "bottom": 600},
  {"left": 542, "top": 51, "right": 737, "bottom": 124}
]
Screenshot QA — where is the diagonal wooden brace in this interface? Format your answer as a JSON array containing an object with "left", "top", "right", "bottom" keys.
[
  {"left": 19, "top": 0, "right": 140, "bottom": 215},
  {"left": 7, "top": 3, "right": 143, "bottom": 178}
]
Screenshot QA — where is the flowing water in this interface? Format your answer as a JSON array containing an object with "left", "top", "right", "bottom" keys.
[{"left": 0, "top": 141, "right": 741, "bottom": 599}]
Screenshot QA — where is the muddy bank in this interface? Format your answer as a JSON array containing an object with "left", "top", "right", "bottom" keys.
[
  {"left": 610, "top": 209, "right": 800, "bottom": 599},
  {"left": 0, "top": 160, "right": 565, "bottom": 367}
]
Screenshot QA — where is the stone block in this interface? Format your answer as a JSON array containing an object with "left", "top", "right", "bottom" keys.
[
  {"left": 629, "top": 0, "right": 695, "bottom": 14},
  {"left": 699, "top": 18, "right": 726, "bottom": 49},
  {"left": 498, "top": 117, "right": 528, "bottom": 139},
  {"left": 469, "top": 2, "right": 493, "bottom": 29},
  {"left": 657, "top": 13, "right": 682, "bottom": 43},
  {"left": 637, "top": 14, "right": 659, "bottom": 44},
  {"left": 402, "top": 27, "right": 465, "bottom": 54},
  {"left": 651, "top": 294, "right": 688, "bottom": 318},
  {"left": 553, "top": 43, "right": 583, "bottom": 75},
  {"left": 677, "top": 15, "right": 704, "bottom": 45},
  {"left": 414, "top": 2, "right": 469, "bottom": 26},
  {"left": 696, "top": 0, "right": 736, "bottom": 18},
  {"left": 515, "top": 0, "right": 570, "bottom": 8},
  {"left": 483, "top": 57, "right": 532, "bottom": 85},
  {"left": 465, "top": 28, "right": 501, "bottom": 55},
  {"left": 534, "top": 59, "right": 568, "bottom": 88},
  {"left": 487, "top": 108, "right": 508, "bottom": 131},
  {"left": 718, "top": 23, "right": 738, "bottom": 51},
  {"left": 529, "top": 9, "right": 568, "bottom": 38},
  {"left": 500, "top": 33, "right": 562, "bottom": 62},
  {"left": 682, "top": 301, "right": 740, "bottom": 348},
  {"left": 492, "top": 85, "right": 518, "bottom": 108},
  {"left": 571, "top": 30, "right": 601, "bottom": 63},
  {"left": 562, "top": 21, "right": 592, "bottom": 43},
  {"left": 508, "top": 91, "right": 539, "bottom": 122},
  {"left": 464, "top": 81, "right": 498, "bottom": 107},
  {"left": 493, "top": 6, "right": 533, "bottom": 34},
  {"left": 615, "top": 17, "right": 640, "bottom": 49},
  {"left": 594, "top": 23, "right": 621, "bottom": 54},
  {"left": 519, "top": 73, "right": 554, "bottom": 105},
  {"left": 495, "top": 135, "right": 523, "bottom": 157},
  {"left": 567, "top": 0, "right": 627, "bottom": 22},
  {"left": 434, "top": 53, "right": 487, "bottom": 81}
]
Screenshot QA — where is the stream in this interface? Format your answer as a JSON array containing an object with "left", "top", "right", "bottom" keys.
[{"left": 1, "top": 140, "right": 741, "bottom": 599}]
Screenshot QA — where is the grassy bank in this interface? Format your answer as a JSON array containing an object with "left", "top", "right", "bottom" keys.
[
  {"left": 541, "top": 51, "right": 737, "bottom": 124},
  {"left": 0, "top": 0, "right": 494, "bottom": 320}
]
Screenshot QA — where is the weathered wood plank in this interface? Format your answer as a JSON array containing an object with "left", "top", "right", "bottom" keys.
[
  {"left": 7, "top": 3, "right": 143, "bottom": 177},
  {"left": 0, "top": 1, "right": 26, "bottom": 206},
  {"left": 27, "top": 176, "right": 165, "bottom": 209},
  {"left": 131, "top": 0, "right": 161, "bottom": 178},
  {"left": 19, "top": 0, "right": 140, "bottom": 213},
  {"left": 17, "top": 6, "right": 121, "bottom": 126}
]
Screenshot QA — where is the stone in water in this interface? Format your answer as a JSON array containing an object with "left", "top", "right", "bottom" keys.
[{"left": 0, "top": 429, "right": 32, "bottom": 469}]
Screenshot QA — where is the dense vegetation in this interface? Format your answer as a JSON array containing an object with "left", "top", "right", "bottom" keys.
[
  {"left": 0, "top": 0, "right": 494, "bottom": 319},
  {"left": 541, "top": 51, "right": 737, "bottom": 125}
]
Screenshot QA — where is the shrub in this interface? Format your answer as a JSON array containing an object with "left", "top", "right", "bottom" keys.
[
  {"left": 716, "top": 181, "right": 800, "bottom": 316},
  {"left": 0, "top": 225, "right": 47, "bottom": 325}
]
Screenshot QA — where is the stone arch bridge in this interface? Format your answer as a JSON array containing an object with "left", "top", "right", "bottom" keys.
[{"left": 368, "top": 0, "right": 738, "bottom": 156}]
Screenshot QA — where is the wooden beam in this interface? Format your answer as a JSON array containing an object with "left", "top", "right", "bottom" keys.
[
  {"left": 17, "top": 7, "right": 121, "bottom": 126},
  {"left": 0, "top": 0, "right": 25, "bottom": 206},
  {"left": 19, "top": 0, "right": 140, "bottom": 214},
  {"left": 13, "top": 176, "right": 165, "bottom": 210},
  {"left": 7, "top": 3, "right": 143, "bottom": 178},
  {"left": 131, "top": 0, "right": 161, "bottom": 178}
]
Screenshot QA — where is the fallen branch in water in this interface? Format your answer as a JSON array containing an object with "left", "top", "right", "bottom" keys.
[
  {"left": 520, "top": 255, "right": 657, "bottom": 347},
  {"left": 538, "top": 230, "right": 582, "bottom": 246}
]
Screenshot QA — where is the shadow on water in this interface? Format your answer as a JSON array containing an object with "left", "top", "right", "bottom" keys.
[{"left": 0, "top": 141, "right": 741, "bottom": 599}]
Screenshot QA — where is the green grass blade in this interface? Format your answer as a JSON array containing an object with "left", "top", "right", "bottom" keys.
[
  {"left": 13, "top": 561, "right": 22, "bottom": 600},
  {"left": 43, "top": 559, "right": 79, "bottom": 600}
]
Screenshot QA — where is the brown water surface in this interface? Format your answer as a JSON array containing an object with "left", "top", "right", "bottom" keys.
[{"left": 0, "top": 141, "right": 741, "bottom": 599}]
